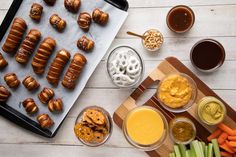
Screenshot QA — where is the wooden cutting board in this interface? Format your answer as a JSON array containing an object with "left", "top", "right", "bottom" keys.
[{"left": 113, "top": 57, "right": 236, "bottom": 157}]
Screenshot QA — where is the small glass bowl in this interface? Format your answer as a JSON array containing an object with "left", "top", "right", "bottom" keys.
[
  {"left": 106, "top": 46, "right": 144, "bottom": 88},
  {"left": 142, "top": 29, "right": 164, "bottom": 52},
  {"left": 197, "top": 96, "right": 226, "bottom": 125},
  {"left": 157, "top": 73, "right": 197, "bottom": 113},
  {"left": 190, "top": 39, "right": 225, "bottom": 73},
  {"left": 122, "top": 106, "right": 168, "bottom": 151},
  {"left": 169, "top": 117, "right": 196, "bottom": 145},
  {"left": 74, "top": 106, "right": 113, "bottom": 147},
  {"left": 166, "top": 5, "right": 195, "bottom": 33}
]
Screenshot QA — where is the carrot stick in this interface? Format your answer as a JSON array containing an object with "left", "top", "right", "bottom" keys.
[
  {"left": 233, "top": 147, "right": 236, "bottom": 152},
  {"left": 220, "top": 151, "right": 233, "bottom": 157},
  {"left": 226, "top": 141, "right": 236, "bottom": 153},
  {"left": 228, "top": 141, "right": 236, "bottom": 148},
  {"left": 229, "top": 136, "right": 236, "bottom": 141},
  {"left": 218, "top": 132, "right": 229, "bottom": 145},
  {"left": 218, "top": 123, "right": 236, "bottom": 136},
  {"left": 207, "top": 129, "right": 222, "bottom": 141},
  {"left": 220, "top": 142, "right": 235, "bottom": 154}
]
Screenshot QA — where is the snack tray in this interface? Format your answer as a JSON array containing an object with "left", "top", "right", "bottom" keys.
[{"left": 113, "top": 57, "right": 236, "bottom": 157}]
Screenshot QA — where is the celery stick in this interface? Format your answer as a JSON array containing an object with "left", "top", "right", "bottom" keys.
[
  {"left": 186, "top": 150, "right": 191, "bottom": 157},
  {"left": 192, "top": 140, "right": 202, "bottom": 157},
  {"left": 179, "top": 144, "right": 187, "bottom": 157},
  {"left": 174, "top": 145, "right": 181, "bottom": 157},
  {"left": 201, "top": 142, "right": 206, "bottom": 153},
  {"left": 190, "top": 142, "right": 196, "bottom": 157},
  {"left": 201, "top": 142, "right": 206, "bottom": 148},
  {"left": 208, "top": 143, "right": 213, "bottom": 157},
  {"left": 211, "top": 139, "right": 220, "bottom": 157},
  {"left": 169, "top": 152, "right": 175, "bottom": 157},
  {"left": 197, "top": 141, "right": 204, "bottom": 157},
  {"left": 204, "top": 145, "right": 208, "bottom": 157}
]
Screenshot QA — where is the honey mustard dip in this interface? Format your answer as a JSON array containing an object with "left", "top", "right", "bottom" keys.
[
  {"left": 198, "top": 96, "right": 226, "bottom": 125},
  {"left": 158, "top": 74, "right": 193, "bottom": 109}
]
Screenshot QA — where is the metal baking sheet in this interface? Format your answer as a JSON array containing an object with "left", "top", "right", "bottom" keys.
[{"left": 0, "top": 0, "right": 128, "bottom": 133}]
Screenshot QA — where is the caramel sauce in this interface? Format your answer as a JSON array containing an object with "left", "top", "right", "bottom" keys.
[
  {"left": 191, "top": 40, "right": 225, "bottom": 71},
  {"left": 167, "top": 6, "right": 194, "bottom": 32}
]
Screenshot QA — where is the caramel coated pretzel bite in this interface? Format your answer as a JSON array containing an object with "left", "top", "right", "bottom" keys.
[{"left": 64, "top": 0, "right": 81, "bottom": 13}]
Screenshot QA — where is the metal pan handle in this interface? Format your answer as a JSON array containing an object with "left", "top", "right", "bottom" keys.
[{"left": 0, "top": 103, "right": 53, "bottom": 138}]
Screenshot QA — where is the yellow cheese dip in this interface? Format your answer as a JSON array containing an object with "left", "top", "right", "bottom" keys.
[
  {"left": 125, "top": 107, "right": 165, "bottom": 145},
  {"left": 198, "top": 96, "right": 226, "bottom": 125},
  {"left": 158, "top": 74, "right": 193, "bottom": 108}
]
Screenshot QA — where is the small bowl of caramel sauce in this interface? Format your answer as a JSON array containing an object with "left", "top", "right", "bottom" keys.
[{"left": 166, "top": 5, "right": 195, "bottom": 33}]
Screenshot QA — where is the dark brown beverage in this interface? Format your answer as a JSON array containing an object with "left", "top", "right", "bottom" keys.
[
  {"left": 167, "top": 5, "right": 195, "bottom": 33},
  {"left": 190, "top": 39, "right": 225, "bottom": 72}
]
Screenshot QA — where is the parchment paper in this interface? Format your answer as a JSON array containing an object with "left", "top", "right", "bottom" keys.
[{"left": 0, "top": 0, "right": 128, "bottom": 133}]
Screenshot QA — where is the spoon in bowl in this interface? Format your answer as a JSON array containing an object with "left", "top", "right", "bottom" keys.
[{"left": 127, "top": 31, "right": 146, "bottom": 40}]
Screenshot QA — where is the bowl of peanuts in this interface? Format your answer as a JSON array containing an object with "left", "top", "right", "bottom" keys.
[{"left": 142, "top": 29, "right": 164, "bottom": 52}]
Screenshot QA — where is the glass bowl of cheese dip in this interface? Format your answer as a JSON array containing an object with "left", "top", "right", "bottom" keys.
[{"left": 122, "top": 106, "right": 168, "bottom": 151}]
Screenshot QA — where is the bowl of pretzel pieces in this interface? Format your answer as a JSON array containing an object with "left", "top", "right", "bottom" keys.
[{"left": 74, "top": 106, "right": 113, "bottom": 147}]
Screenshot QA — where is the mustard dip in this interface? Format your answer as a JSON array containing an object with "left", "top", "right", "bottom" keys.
[
  {"left": 198, "top": 96, "right": 226, "bottom": 125},
  {"left": 158, "top": 74, "right": 193, "bottom": 108}
]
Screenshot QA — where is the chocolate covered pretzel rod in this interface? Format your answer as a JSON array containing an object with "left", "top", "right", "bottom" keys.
[
  {"left": 2, "top": 17, "right": 27, "bottom": 54},
  {"left": 47, "top": 49, "right": 71, "bottom": 85},
  {"left": 15, "top": 29, "right": 41, "bottom": 64},
  {"left": 62, "top": 53, "right": 87, "bottom": 89}
]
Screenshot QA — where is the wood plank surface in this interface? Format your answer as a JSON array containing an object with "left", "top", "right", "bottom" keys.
[{"left": 0, "top": 0, "right": 236, "bottom": 157}]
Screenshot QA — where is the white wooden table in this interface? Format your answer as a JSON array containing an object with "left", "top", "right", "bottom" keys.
[{"left": 1, "top": 0, "right": 236, "bottom": 157}]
